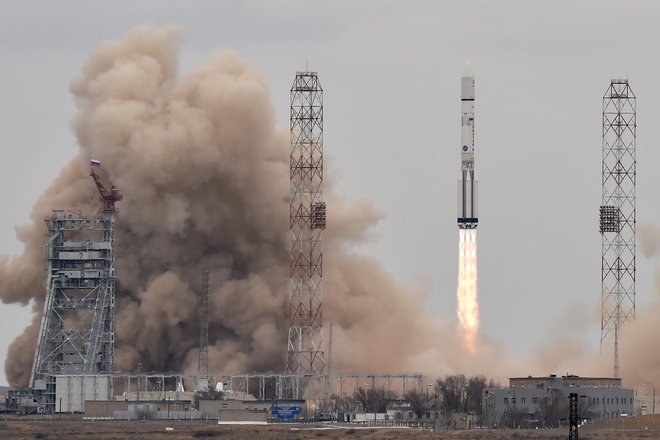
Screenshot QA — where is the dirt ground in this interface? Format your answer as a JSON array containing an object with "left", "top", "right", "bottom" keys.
[{"left": 2, "top": 415, "right": 660, "bottom": 439}]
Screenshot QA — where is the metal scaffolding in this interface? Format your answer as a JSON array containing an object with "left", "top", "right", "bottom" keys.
[
  {"left": 29, "top": 209, "right": 117, "bottom": 409},
  {"left": 285, "top": 70, "right": 326, "bottom": 397},
  {"left": 600, "top": 79, "right": 636, "bottom": 378},
  {"left": 113, "top": 371, "right": 422, "bottom": 402},
  {"left": 125, "top": 372, "right": 422, "bottom": 402},
  {"left": 197, "top": 267, "right": 211, "bottom": 390}
]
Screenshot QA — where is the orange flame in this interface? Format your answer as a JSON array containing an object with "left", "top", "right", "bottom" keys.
[{"left": 457, "top": 229, "right": 479, "bottom": 353}]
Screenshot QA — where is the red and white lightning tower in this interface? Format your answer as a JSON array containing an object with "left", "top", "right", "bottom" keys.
[
  {"left": 285, "top": 71, "right": 326, "bottom": 394},
  {"left": 600, "top": 79, "right": 636, "bottom": 378}
]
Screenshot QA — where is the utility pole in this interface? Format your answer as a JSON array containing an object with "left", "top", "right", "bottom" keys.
[{"left": 569, "top": 393, "right": 578, "bottom": 440}]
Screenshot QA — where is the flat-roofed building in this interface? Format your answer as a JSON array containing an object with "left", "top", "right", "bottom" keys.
[{"left": 482, "top": 374, "right": 633, "bottom": 428}]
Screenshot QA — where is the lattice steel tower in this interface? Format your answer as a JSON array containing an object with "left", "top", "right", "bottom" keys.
[
  {"left": 30, "top": 166, "right": 120, "bottom": 410},
  {"left": 196, "top": 267, "right": 210, "bottom": 390},
  {"left": 285, "top": 71, "right": 326, "bottom": 383},
  {"left": 600, "top": 79, "right": 636, "bottom": 378}
]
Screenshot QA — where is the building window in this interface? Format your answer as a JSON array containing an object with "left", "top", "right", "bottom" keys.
[
  {"left": 532, "top": 397, "right": 538, "bottom": 405},
  {"left": 504, "top": 398, "right": 508, "bottom": 405},
  {"left": 521, "top": 398, "right": 526, "bottom": 405},
  {"left": 512, "top": 398, "right": 516, "bottom": 405}
]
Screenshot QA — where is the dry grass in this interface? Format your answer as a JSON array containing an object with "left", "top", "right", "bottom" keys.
[{"left": 0, "top": 415, "right": 660, "bottom": 440}]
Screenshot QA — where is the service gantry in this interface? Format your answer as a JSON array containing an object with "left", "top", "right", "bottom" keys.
[{"left": 29, "top": 165, "right": 121, "bottom": 411}]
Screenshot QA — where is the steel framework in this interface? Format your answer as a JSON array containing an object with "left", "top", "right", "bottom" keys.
[
  {"left": 197, "top": 268, "right": 211, "bottom": 390},
  {"left": 285, "top": 71, "right": 326, "bottom": 396},
  {"left": 113, "top": 371, "right": 422, "bottom": 402},
  {"left": 600, "top": 79, "right": 636, "bottom": 378},
  {"left": 29, "top": 209, "right": 116, "bottom": 410}
]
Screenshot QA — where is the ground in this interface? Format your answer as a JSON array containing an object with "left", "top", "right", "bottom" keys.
[{"left": 1, "top": 415, "right": 660, "bottom": 439}]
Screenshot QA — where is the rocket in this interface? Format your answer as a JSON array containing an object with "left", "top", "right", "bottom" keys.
[{"left": 457, "top": 73, "right": 478, "bottom": 229}]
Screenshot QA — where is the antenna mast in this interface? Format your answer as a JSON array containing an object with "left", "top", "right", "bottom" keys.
[
  {"left": 600, "top": 79, "right": 636, "bottom": 378},
  {"left": 285, "top": 71, "right": 326, "bottom": 398}
]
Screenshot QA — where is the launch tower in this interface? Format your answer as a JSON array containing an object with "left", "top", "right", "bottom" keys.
[
  {"left": 285, "top": 71, "right": 326, "bottom": 396},
  {"left": 29, "top": 166, "right": 120, "bottom": 410},
  {"left": 600, "top": 79, "right": 636, "bottom": 378}
]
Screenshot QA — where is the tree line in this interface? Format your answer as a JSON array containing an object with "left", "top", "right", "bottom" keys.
[{"left": 321, "top": 374, "right": 499, "bottom": 417}]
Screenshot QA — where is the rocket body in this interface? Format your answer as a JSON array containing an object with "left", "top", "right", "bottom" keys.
[{"left": 458, "top": 75, "right": 478, "bottom": 229}]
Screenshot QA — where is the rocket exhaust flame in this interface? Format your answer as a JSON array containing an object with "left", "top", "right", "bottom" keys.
[{"left": 457, "top": 229, "right": 479, "bottom": 353}]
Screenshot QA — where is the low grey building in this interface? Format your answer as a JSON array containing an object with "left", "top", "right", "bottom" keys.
[
  {"left": 199, "top": 399, "right": 305, "bottom": 422},
  {"left": 84, "top": 399, "right": 196, "bottom": 419},
  {"left": 482, "top": 374, "right": 633, "bottom": 427}
]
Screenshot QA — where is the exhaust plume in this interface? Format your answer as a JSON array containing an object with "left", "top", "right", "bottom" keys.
[
  {"left": 620, "top": 224, "right": 660, "bottom": 386},
  {"left": 0, "top": 25, "right": 493, "bottom": 387},
  {"left": 457, "top": 229, "right": 479, "bottom": 353},
  {"left": 640, "top": 224, "right": 660, "bottom": 258}
]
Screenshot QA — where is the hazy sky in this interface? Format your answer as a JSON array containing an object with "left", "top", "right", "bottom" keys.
[{"left": 1, "top": 0, "right": 660, "bottom": 386}]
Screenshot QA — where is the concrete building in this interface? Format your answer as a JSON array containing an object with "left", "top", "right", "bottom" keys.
[
  {"left": 84, "top": 400, "right": 196, "bottom": 419},
  {"left": 56, "top": 375, "right": 112, "bottom": 413},
  {"left": 198, "top": 399, "right": 305, "bottom": 422},
  {"left": 482, "top": 374, "right": 633, "bottom": 427},
  {"left": 201, "top": 399, "right": 270, "bottom": 423}
]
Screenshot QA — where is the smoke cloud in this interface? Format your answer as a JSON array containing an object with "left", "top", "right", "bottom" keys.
[
  {"left": 640, "top": 224, "right": 660, "bottom": 258},
  {"left": 530, "top": 224, "right": 660, "bottom": 388},
  {"left": 1, "top": 25, "right": 500, "bottom": 388},
  {"left": 620, "top": 248, "right": 660, "bottom": 387}
]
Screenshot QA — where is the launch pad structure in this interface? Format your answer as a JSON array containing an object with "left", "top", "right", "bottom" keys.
[
  {"left": 27, "top": 168, "right": 121, "bottom": 412},
  {"left": 600, "top": 79, "right": 636, "bottom": 378}
]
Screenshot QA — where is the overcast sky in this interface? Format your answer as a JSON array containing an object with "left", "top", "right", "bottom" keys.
[{"left": 1, "top": 0, "right": 660, "bottom": 386}]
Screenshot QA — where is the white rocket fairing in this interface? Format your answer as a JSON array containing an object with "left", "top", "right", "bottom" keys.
[{"left": 458, "top": 74, "right": 478, "bottom": 229}]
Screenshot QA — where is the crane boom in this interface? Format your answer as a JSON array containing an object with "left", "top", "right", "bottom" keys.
[{"left": 90, "top": 168, "right": 123, "bottom": 213}]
